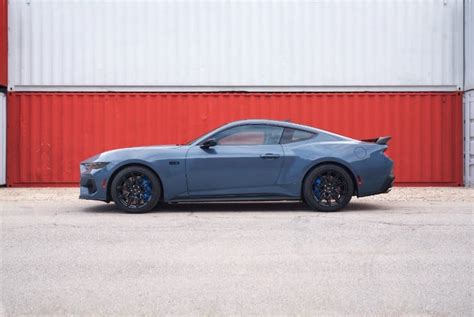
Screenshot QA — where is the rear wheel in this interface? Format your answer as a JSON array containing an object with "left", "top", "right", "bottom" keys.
[
  {"left": 111, "top": 166, "right": 161, "bottom": 213},
  {"left": 303, "top": 164, "right": 354, "bottom": 212}
]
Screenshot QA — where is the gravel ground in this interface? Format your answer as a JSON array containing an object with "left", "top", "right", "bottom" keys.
[{"left": 1, "top": 187, "right": 473, "bottom": 316}]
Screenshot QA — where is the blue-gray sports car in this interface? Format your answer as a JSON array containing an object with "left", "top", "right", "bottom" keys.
[{"left": 80, "top": 119, "right": 394, "bottom": 212}]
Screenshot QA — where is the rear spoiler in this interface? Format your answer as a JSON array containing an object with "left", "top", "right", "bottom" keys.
[{"left": 361, "top": 136, "right": 391, "bottom": 145}]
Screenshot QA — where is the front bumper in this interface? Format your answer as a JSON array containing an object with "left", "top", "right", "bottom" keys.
[{"left": 79, "top": 169, "right": 110, "bottom": 202}]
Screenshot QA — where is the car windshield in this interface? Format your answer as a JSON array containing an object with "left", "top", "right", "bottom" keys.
[
  {"left": 184, "top": 123, "right": 228, "bottom": 145},
  {"left": 184, "top": 136, "right": 201, "bottom": 145}
]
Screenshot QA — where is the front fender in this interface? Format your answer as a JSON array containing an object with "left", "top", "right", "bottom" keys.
[{"left": 107, "top": 158, "right": 188, "bottom": 202}]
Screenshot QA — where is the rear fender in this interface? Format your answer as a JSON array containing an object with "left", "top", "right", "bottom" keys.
[
  {"left": 302, "top": 158, "right": 359, "bottom": 195},
  {"left": 352, "top": 144, "right": 394, "bottom": 196}
]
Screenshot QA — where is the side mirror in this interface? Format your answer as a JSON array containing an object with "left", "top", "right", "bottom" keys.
[{"left": 200, "top": 138, "right": 217, "bottom": 149}]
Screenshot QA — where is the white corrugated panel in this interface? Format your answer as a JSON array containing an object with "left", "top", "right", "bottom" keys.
[
  {"left": 465, "top": 0, "right": 474, "bottom": 91},
  {"left": 0, "top": 92, "right": 5, "bottom": 185},
  {"left": 465, "top": 91, "right": 474, "bottom": 187},
  {"left": 464, "top": 0, "right": 473, "bottom": 186},
  {"left": 8, "top": 0, "right": 464, "bottom": 92}
]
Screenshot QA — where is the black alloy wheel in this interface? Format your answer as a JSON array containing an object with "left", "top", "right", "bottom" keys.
[
  {"left": 303, "top": 164, "right": 354, "bottom": 212},
  {"left": 111, "top": 166, "right": 161, "bottom": 213}
]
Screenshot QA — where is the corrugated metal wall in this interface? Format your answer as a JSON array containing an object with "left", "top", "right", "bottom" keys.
[
  {"left": 3, "top": 1, "right": 468, "bottom": 188},
  {"left": 8, "top": 0, "right": 463, "bottom": 92},
  {"left": 464, "top": 0, "right": 473, "bottom": 186},
  {"left": 0, "top": 92, "right": 5, "bottom": 185},
  {"left": 0, "top": 0, "right": 6, "bottom": 86},
  {"left": 7, "top": 92, "right": 463, "bottom": 187},
  {"left": 464, "top": 91, "right": 474, "bottom": 186},
  {"left": 465, "top": 0, "right": 474, "bottom": 91}
]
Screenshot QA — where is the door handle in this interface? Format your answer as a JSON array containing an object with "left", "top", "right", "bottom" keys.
[{"left": 260, "top": 153, "right": 281, "bottom": 159}]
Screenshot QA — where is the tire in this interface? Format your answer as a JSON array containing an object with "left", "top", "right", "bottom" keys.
[
  {"left": 110, "top": 166, "right": 162, "bottom": 213},
  {"left": 303, "top": 164, "right": 354, "bottom": 212}
]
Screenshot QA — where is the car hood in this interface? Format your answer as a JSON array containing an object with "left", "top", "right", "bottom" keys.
[{"left": 82, "top": 145, "right": 185, "bottom": 163}]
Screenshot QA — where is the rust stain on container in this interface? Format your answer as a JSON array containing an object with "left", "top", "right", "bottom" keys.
[{"left": 6, "top": 92, "right": 463, "bottom": 186}]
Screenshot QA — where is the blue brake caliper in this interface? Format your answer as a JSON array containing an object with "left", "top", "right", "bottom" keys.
[
  {"left": 140, "top": 176, "right": 153, "bottom": 202},
  {"left": 313, "top": 177, "right": 322, "bottom": 200}
]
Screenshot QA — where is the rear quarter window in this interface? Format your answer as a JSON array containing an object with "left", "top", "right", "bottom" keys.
[{"left": 280, "top": 128, "right": 316, "bottom": 144}]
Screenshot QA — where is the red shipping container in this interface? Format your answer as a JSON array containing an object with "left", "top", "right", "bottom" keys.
[{"left": 6, "top": 92, "right": 463, "bottom": 186}]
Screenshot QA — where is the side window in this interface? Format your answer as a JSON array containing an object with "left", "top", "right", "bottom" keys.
[
  {"left": 213, "top": 125, "right": 284, "bottom": 145},
  {"left": 280, "top": 128, "right": 316, "bottom": 144}
]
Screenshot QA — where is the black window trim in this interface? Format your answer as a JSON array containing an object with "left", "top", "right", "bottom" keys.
[{"left": 279, "top": 127, "right": 318, "bottom": 144}]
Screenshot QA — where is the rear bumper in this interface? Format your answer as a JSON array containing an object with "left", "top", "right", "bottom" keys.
[
  {"left": 357, "top": 173, "right": 395, "bottom": 197},
  {"left": 380, "top": 174, "right": 395, "bottom": 193}
]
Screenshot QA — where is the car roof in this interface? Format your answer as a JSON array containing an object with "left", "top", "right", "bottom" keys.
[
  {"left": 223, "top": 119, "right": 318, "bottom": 132},
  {"left": 223, "top": 119, "right": 356, "bottom": 142},
  {"left": 190, "top": 119, "right": 355, "bottom": 145}
]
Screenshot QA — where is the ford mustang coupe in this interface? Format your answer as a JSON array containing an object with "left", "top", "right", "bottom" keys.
[{"left": 80, "top": 119, "right": 394, "bottom": 212}]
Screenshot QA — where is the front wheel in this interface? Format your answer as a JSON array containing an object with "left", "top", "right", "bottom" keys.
[
  {"left": 110, "top": 166, "right": 161, "bottom": 213},
  {"left": 303, "top": 164, "right": 354, "bottom": 212}
]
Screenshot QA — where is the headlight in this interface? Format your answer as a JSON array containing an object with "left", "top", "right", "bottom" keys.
[{"left": 81, "top": 162, "right": 109, "bottom": 173}]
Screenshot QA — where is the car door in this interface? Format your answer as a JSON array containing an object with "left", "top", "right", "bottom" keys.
[{"left": 185, "top": 124, "right": 285, "bottom": 197}]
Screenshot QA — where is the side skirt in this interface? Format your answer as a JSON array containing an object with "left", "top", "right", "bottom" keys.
[{"left": 168, "top": 196, "right": 302, "bottom": 203}]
